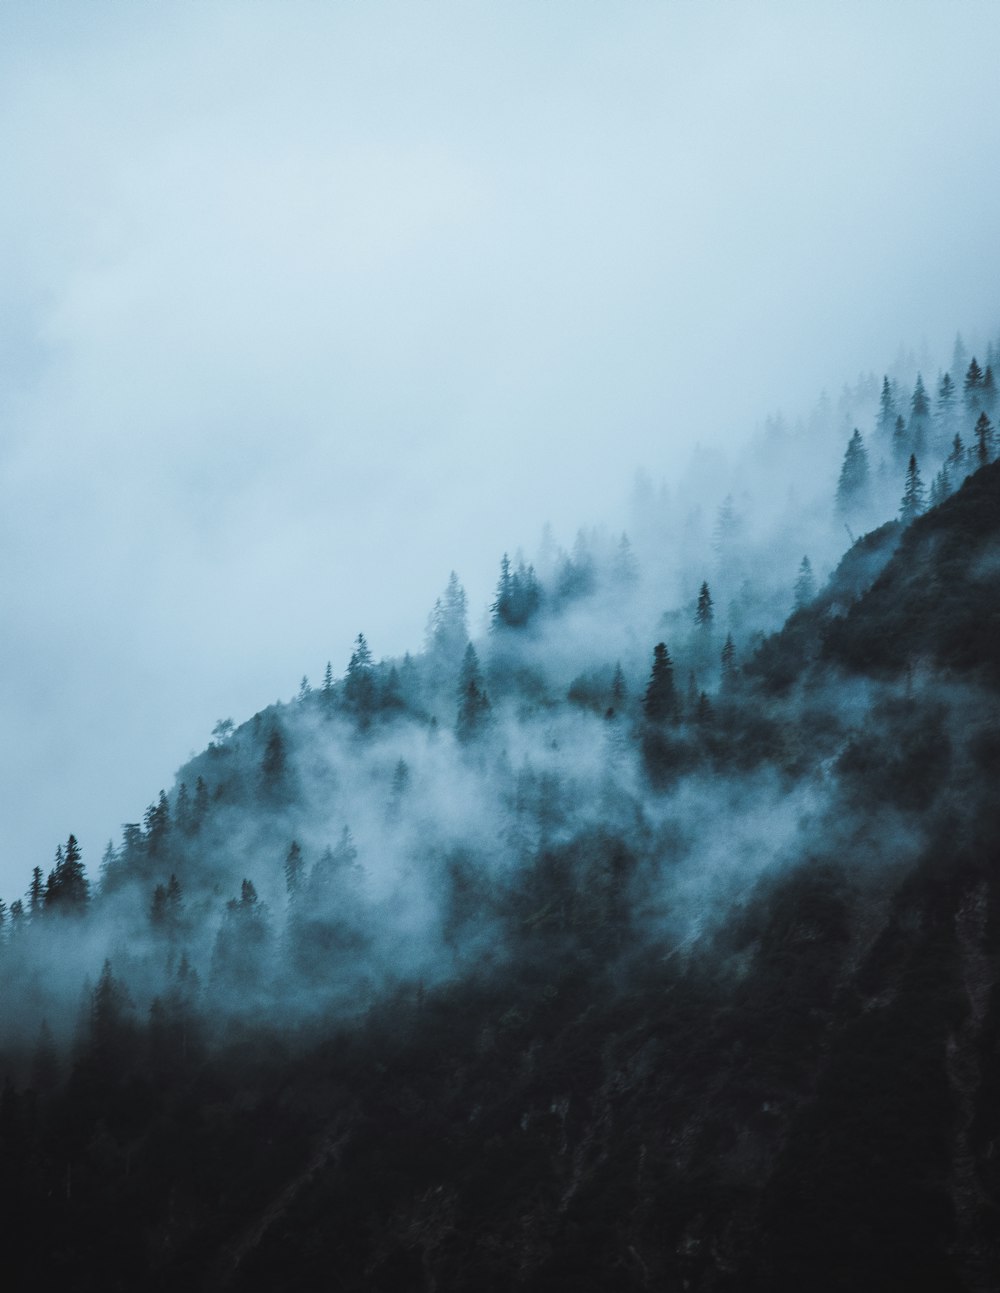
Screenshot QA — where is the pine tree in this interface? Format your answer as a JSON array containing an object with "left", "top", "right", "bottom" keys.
[
  {"left": 964, "top": 357, "right": 985, "bottom": 412},
  {"left": 695, "top": 581, "right": 714, "bottom": 628},
  {"left": 974, "top": 412, "right": 994, "bottom": 467},
  {"left": 45, "top": 836, "right": 89, "bottom": 913},
  {"left": 193, "top": 776, "right": 209, "bottom": 831},
  {"left": 456, "top": 644, "right": 491, "bottom": 742},
  {"left": 174, "top": 782, "right": 191, "bottom": 835},
  {"left": 983, "top": 365, "right": 997, "bottom": 413},
  {"left": 794, "top": 556, "right": 816, "bottom": 609},
  {"left": 900, "top": 454, "right": 926, "bottom": 524},
  {"left": 297, "top": 675, "right": 312, "bottom": 703},
  {"left": 877, "top": 375, "right": 896, "bottom": 439},
  {"left": 720, "top": 634, "right": 737, "bottom": 690},
  {"left": 344, "top": 634, "right": 376, "bottom": 723},
  {"left": 261, "top": 726, "right": 290, "bottom": 799},
  {"left": 910, "top": 373, "right": 929, "bottom": 420},
  {"left": 836, "top": 430, "right": 870, "bottom": 514},
  {"left": 928, "top": 465, "right": 951, "bottom": 509},
  {"left": 27, "top": 866, "right": 44, "bottom": 918},
  {"left": 612, "top": 534, "right": 638, "bottom": 586},
  {"left": 427, "top": 572, "right": 469, "bottom": 664},
  {"left": 322, "top": 661, "right": 335, "bottom": 711},
  {"left": 643, "top": 643, "right": 675, "bottom": 723},
  {"left": 144, "top": 791, "right": 170, "bottom": 857},
  {"left": 936, "top": 372, "right": 957, "bottom": 446}
]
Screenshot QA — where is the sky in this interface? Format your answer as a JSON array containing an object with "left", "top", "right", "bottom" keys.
[{"left": 1, "top": 1, "right": 1000, "bottom": 899}]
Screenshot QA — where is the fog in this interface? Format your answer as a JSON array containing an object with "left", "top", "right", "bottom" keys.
[{"left": 2, "top": 1, "right": 1000, "bottom": 892}]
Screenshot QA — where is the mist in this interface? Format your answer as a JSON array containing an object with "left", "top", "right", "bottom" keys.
[{"left": 3, "top": 1, "right": 1000, "bottom": 897}]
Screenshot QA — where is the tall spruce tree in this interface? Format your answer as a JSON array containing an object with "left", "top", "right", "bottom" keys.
[
  {"left": 794, "top": 556, "right": 816, "bottom": 609},
  {"left": 900, "top": 454, "right": 926, "bottom": 524},
  {"left": 456, "top": 644, "right": 491, "bottom": 742},
  {"left": 974, "top": 412, "right": 994, "bottom": 467},
  {"left": 836, "top": 429, "right": 870, "bottom": 514},
  {"left": 695, "top": 581, "right": 714, "bottom": 628},
  {"left": 964, "top": 357, "right": 985, "bottom": 412},
  {"left": 643, "top": 643, "right": 675, "bottom": 723}
]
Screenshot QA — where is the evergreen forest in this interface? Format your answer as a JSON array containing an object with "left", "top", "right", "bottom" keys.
[{"left": 2, "top": 336, "right": 1000, "bottom": 1290}]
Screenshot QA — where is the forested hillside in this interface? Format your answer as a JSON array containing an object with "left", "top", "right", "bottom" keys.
[{"left": 2, "top": 337, "right": 999, "bottom": 1290}]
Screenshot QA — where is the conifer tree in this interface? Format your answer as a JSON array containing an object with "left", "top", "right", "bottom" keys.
[
  {"left": 910, "top": 373, "right": 929, "bottom": 420},
  {"left": 261, "top": 727, "right": 289, "bottom": 799},
  {"left": 876, "top": 376, "right": 895, "bottom": 439},
  {"left": 720, "top": 634, "right": 737, "bottom": 690},
  {"left": 45, "top": 836, "right": 89, "bottom": 913},
  {"left": 983, "top": 365, "right": 997, "bottom": 413},
  {"left": 928, "top": 465, "right": 951, "bottom": 509},
  {"left": 936, "top": 372, "right": 957, "bottom": 446},
  {"left": 836, "top": 430, "right": 870, "bottom": 514},
  {"left": 794, "top": 556, "right": 816, "bottom": 609},
  {"left": 427, "top": 572, "right": 469, "bottom": 664},
  {"left": 456, "top": 644, "right": 491, "bottom": 742},
  {"left": 193, "top": 776, "right": 209, "bottom": 831},
  {"left": 174, "top": 782, "right": 191, "bottom": 835},
  {"left": 643, "top": 643, "right": 675, "bottom": 723},
  {"left": 27, "top": 866, "right": 44, "bottom": 918},
  {"left": 974, "top": 412, "right": 994, "bottom": 467},
  {"left": 344, "top": 634, "right": 376, "bottom": 723},
  {"left": 964, "top": 357, "right": 985, "bottom": 412},
  {"left": 695, "top": 581, "right": 714, "bottom": 628},
  {"left": 900, "top": 454, "right": 926, "bottom": 524}
]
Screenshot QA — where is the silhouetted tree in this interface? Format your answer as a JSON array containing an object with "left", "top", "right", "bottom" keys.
[
  {"left": 211, "top": 880, "right": 272, "bottom": 1000},
  {"left": 45, "top": 836, "right": 89, "bottom": 914},
  {"left": 456, "top": 644, "right": 491, "bottom": 742},
  {"left": 836, "top": 430, "right": 870, "bottom": 514},
  {"left": 877, "top": 375, "right": 896, "bottom": 439},
  {"left": 193, "top": 777, "right": 209, "bottom": 832},
  {"left": 720, "top": 634, "right": 737, "bottom": 690},
  {"left": 974, "top": 412, "right": 994, "bottom": 468},
  {"left": 900, "top": 454, "right": 925, "bottom": 524},
  {"left": 794, "top": 556, "right": 816, "bottom": 609},
  {"left": 261, "top": 726, "right": 291, "bottom": 800},
  {"left": 491, "top": 554, "right": 542, "bottom": 629},
  {"left": 983, "top": 365, "right": 996, "bottom": 413},
  {"left": 427, "top": 572, "right": 469, "bottom": 666},
  {"left": 964, "top": 357, "right": 984, "bottom": 412},
  {"left": 643, "top": 643, "right": 675, "bottom": 723},
  {"left": 343, "top": 634, "right": 376, "bottom": 723},
  {"left": 695, "top": 581, "right": 714, "bottom": 628},
  {"left": 144, "top": 791, "right": 170, "bottom": 857},
  {"left": 27, "top": 866, "right": 44, "bottom": 919},
  {"left": 928, "top": 465, "right": 951, "bottom": 509}
]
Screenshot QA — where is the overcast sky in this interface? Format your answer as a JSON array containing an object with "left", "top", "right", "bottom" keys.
[{"left": 2, "top": 1, "right": 999, "bottom": 898}]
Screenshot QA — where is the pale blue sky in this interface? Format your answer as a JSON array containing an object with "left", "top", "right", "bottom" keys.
[{"left": 1, "top": 1, "right": 999, "bottom": 895}]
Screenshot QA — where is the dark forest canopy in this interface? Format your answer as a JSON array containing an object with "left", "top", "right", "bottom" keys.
[{"left": 2, "top": 334, "right": 1000, "bottom": 1289}]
